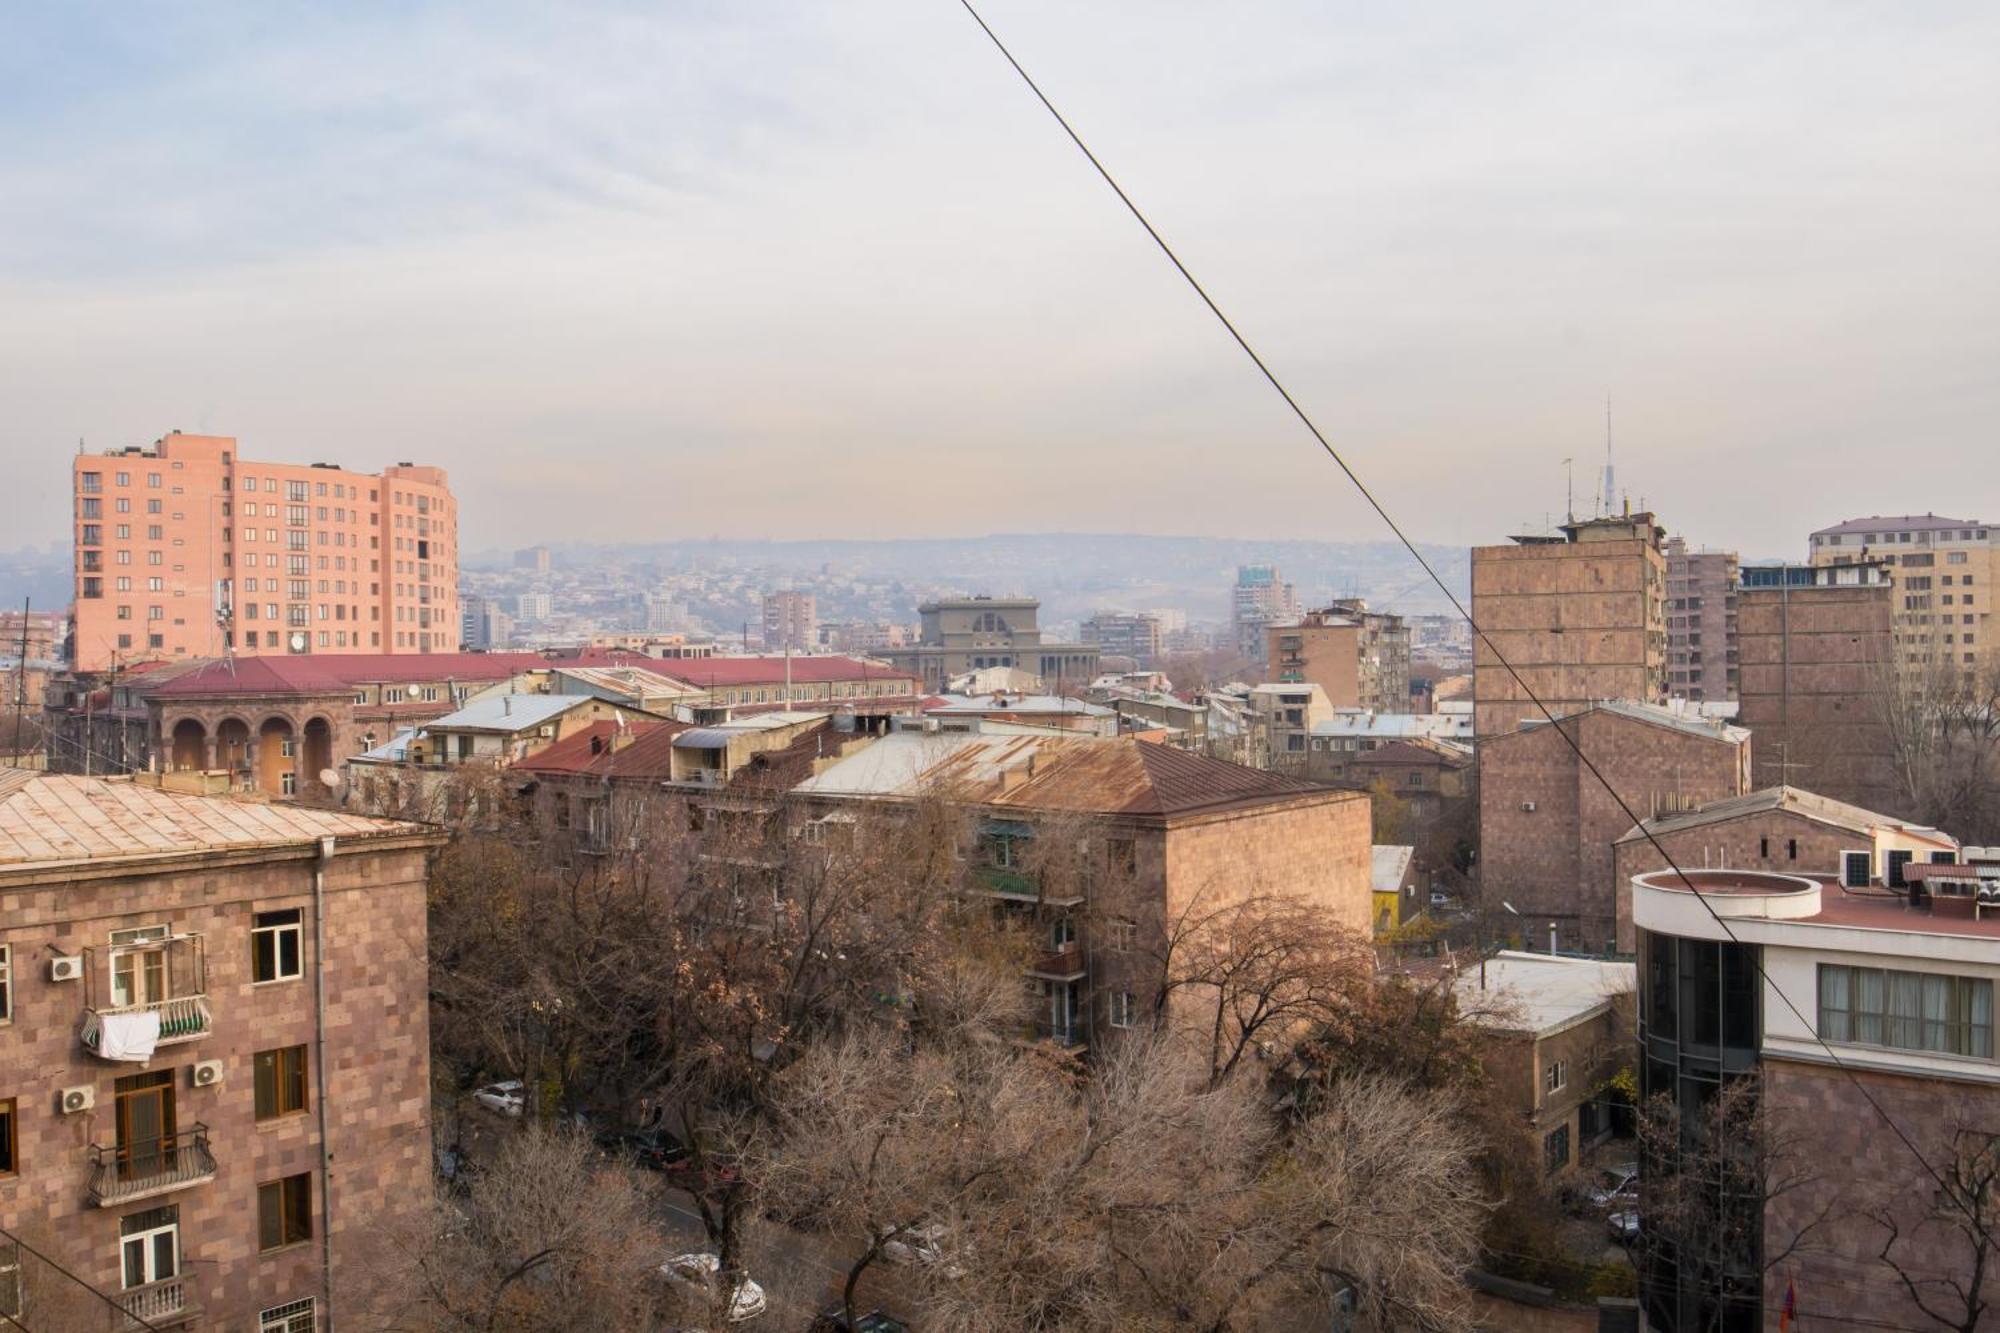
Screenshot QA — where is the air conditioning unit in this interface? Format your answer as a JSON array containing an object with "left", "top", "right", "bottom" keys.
[
  {"left": 60, "top": 1085, "right": 95, "bottom": 1114},
  {"left": 191, "top": 1060, "right": 225, "bottom": 1088},
  {"left": 49, "top": 955, "right": 84, "bottom": 982},
  {"left": 1520, "top": 801, "right": 1537, "bottom": 813}
]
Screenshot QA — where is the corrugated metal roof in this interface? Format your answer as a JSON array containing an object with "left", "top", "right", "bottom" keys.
[
  {"left": 795, "top": 731, "right": 1338, "bottom": 818},
  {"left": 0, "top": 773, "right": 427, "bottom": 868},
  {"left": 1454, "top": 952, "right": 1635, "bottom": 1038},
  {"left": 1619, "top": 786, "right": 1959, "bottom": 846},
  {"left": 426, "top": 693, "right": 582, "bottom": 733}
]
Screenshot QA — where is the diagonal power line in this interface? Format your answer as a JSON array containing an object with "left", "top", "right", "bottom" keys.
[{"left": 950, "top": 0, "right": 1958, "bottom": 1205}]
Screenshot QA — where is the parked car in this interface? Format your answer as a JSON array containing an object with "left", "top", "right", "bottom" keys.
[
  {"left": 596, "top": 1126, "right": 693, "bottom": 1173},
  {"left": 809, "top": 1310, "right": 909, "bottom": 1333},
  {"left": 661, "top": 1252, "right": 767, "bottom": 1323},
  {"left": 1607, "top": 1209, "right": 1641, "bottom": 1245},
  {"left": 1588, "top": 1162, "right": 1639, "bottom": 1208},
  {"left": 1429, "top": 891, "right": 1453, "bottom": 909},
  {"left": 472, "top": 1079, "right": 525, "bottom": 1117}
]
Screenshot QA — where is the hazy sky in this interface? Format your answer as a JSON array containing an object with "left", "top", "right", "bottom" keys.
[{"left": 4, "top": 1, "right": 1996, "bottom": 559}]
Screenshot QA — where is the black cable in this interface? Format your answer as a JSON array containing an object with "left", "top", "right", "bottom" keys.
[{"left": 951, "top": 0, "right": 1958, "bottom": 1209}]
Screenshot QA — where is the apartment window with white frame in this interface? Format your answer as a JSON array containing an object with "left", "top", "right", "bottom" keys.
[
  {"left": 260, "top": 1297, "right": 317, "bottom": 1333},
  {"left": 119, "top": 1204, "right": 179, "bottom": 1293},
  {"left": 1108, "top": 991, "right": 1136, "bottom": 1029},
  {"left": 1543, "top": 1059, "right": 1567, "bottom": 1095},
  {"left": 253, "top": 909, "right": 304, "bottom": 983},
  {"left": 1107, "top": 918, "right": 1138, "bottom": 952},
  {"left": 0, "top": 943, "right": 9, "bottom": 1024}
]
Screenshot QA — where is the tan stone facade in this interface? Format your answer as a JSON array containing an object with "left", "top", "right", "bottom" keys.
[
  {"left": 1664, "top": 538, "right": 1738, "bottom": 702},
  {"left": 0, "top": 821, "right": 438, "bottom": 1329},
  {"left": 1471, "top": 515, "right": 1668, "bottom": 738},
  {"left": 1478, "top": 705, "right": 1748, "bottom": 953},
  {"left": 1763, "top": 1057, "right": 2000, "bottom": 1332},
  {"left": 1736, "top": 577, "right": 1900, "bottom": 813}
]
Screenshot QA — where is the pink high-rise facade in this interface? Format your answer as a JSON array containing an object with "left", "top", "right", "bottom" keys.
[{"left": 71, "top": 432, "right": 459, "bottom": 671}]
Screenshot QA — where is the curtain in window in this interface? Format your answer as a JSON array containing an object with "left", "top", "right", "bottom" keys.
[
  {"left": 1921, "top": 974, "right": 1953, "bottom": 1053},
  {"left": 1969, "top": 981, "right": 1994, "bottom": 1059},
  {"left": 1886, "top": 972, "right": 1925, "bottom": 1049},
  {"left": 1853, "top": 968, "right": 1885, "bottom": 1045},
  {"left": 1818, "top": 966, "right": 1851, "bottom": 1042}
]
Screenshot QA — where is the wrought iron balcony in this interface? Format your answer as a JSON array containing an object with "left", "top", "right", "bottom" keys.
[
  {"left": 81, "top": 994, "right": 213, "bottom": 1058},
  {"left": 88, "top": 1126, "right": 216, "bottom": 1207}
]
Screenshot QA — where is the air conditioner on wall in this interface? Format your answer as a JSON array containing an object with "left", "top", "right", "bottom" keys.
[
  {"left": 1520, "top": 801, "right": 1537, "bottom": 813},
  {"left": 60, "top": 1085, "right": 95, "bottom": 1114},
  {"left": 192, "top": 1060, "right": 224, "bottom": 1087},
  {"left": 49, "top": 955, "right": 84, "bottom": 982}
]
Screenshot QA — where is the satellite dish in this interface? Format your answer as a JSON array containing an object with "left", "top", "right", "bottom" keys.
[{"left": 319, "top": 769, "right": 342, "bottom": 790}]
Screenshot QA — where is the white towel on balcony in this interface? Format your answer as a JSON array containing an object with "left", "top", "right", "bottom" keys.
[{"left": 98, "top": 1008, "right": 161, "bottom": 1062}]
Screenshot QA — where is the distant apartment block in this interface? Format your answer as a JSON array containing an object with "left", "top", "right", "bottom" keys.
[
  {"left": 1664, "top": 537, "right": 1738, "bottom": 702},
  {"left": 513, "top": 545, "right": 551, "bottom": 573},
  {"left": 761, "top": 590, "right": 817, "bottom": 653},
  {"left": 1232, "top": 565, "right": 1300, "bottom": 664},
  {"left": 1079, "top": 612, "right": 1163, "bottom": 667},
  {"left": 1809, "top": 513, "right": 1996, "bottom": 671},
  {"left": 0, "top": 771, "right": 438, "bottom": 1332},
  {"left": 460, "top": 596, "right": 513, "bottom": 650},
  {"left": 817, "top": 620, "right": 911, "bottom": 654},
  {"left": 512, "top": 591, "right": 553, "bottom": 623},
  {"left": 1266, "top": 600, "right": 1409, "bottom": 713},
  {"left": 1736, "top": 562, "right": 1899, "bottom": 813},
  {"left": 881, "top": 596, "right": 1098, "bottom": 692},
  {"left": 1470, "top": 513, "right": 1667, "bottom": 737},
  {"left": 70, "top": 431, "right": 459, "bottom": 671}
]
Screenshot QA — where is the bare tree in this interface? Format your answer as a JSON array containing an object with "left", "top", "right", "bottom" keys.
[
  {"left": 381, "top": 1126, "right": 673, "bottom": 1333},
  {"left": 1870, "top": 1124, "right": 2000, "bottom": 1333},
  {"left": 1637, "top": 1075, "right": 1830, "bottom": 1333}
]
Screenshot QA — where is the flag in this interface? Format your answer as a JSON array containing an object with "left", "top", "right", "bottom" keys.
[{"left": 1779, "top": 1276, "right": 1797, "bottom": 1331}]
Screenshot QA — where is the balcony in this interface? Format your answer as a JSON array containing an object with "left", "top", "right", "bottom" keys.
[
  {"left": 88, "top": 1126, "right": 217, "bottom": 1206},
  {"left": 119, "top": 1277, "right": 197, "bottom": 1329},
  {"left": 1027, "top": 946, "right": 1088, "bottom": 981},
  {"left": 974, "top": 865, "right": 1084, "bottom": 907},
  {"left": 81, "top": 994, "right": 213, "bottom": 1057},
  {"left": 1030, "top": 1018, "right": 1087, "bottom": 1051}
]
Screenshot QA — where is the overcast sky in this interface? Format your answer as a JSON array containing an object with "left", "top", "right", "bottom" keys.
[{"left": 3, "top": 1, "right": 1996, "bottom": 560}]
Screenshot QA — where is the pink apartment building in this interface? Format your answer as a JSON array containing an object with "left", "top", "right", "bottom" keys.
[{"left": 71, "top": 432, "right": 459, "bottom": 672}]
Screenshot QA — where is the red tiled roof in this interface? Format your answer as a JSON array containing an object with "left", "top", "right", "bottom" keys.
[
  {"left": 142, "top": 649, "right": 657, "bottom": 698},
  {"left": 656, "top": 656, "right": 917, "bottom": 689},
  {"left": 510, "top": 718, "right": 690, "bottom": 780}
]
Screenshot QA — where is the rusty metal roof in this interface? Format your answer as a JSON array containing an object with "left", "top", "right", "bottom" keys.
[
  {"left": 0, "top": 772, "right": 431, "bottom": 868},
  {"left": 795, "top": 732, "right": 1339, "bottom": 819}
]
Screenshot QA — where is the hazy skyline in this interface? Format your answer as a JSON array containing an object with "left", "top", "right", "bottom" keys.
[{"left": 4, "top": 2, "right": 1997, "bottom": 560}]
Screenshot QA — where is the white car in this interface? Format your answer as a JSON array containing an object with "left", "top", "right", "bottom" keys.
[
  {"left": 661, "top": 1252, "right": 768, "bottom": 1323},
  {"left": 1607, "top": 1209, "right": 1641, "bottom": 1245},
  {"left": 472, "top": 1079, "right": 525, "bottom": 1117},
  {"left": 1588, "top": 1163, "right": 1639, "bottom": 1209}
]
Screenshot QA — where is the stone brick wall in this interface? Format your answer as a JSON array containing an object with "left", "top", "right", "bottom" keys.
[
  {"left": 1610, "top": 809, "right": 1860, "bottom": 950},
  {"left": 1480, "top": 710, "right": 1747, "bottom": 952},
  {"left": 1762, "top": 1057, "right": 2000, "bottom": 1332},
  {"left": 1162, "top": 791, "right": 1373, "bottom": 939},
  {"left": 0, "top": 836, "right": 435, "bottom": 1328}
]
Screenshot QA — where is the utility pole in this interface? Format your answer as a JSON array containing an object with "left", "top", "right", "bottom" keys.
[{"left": 9, "top": 597, "right": 27, "bottom": 765}]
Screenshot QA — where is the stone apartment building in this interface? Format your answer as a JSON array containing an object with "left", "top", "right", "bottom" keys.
[
  {"left": 1232, "top": 565, "right": 1300, "bottom": 665},
  {"left": 0, "top": 771, "right": 438, "bottom": 1332},
  {"left": 70, "top": 431, "right": 459, "bottom": 671},
  {"left": 1078, "top": 612, "right": 1164, "bottom": 668},
  {"left": 1632, "top": 864, "right": 1996, "bottom": 1331},
  {"left": 1663, "top": 537, "right": 1738, "bottom": 702},
  {"left": 1455, "top": 953, "right": 1635, "bottom": 1181},
  {"left": 1478, "top": 701, "right": 1750, "bottom": 953},
  {"left": 1735, "top": 562, "right": 1900, "bottom": 813},
  {"left": 793, "top": 731, "right": 1373, "bottom": 1051},
  {"left": 1266, "top": 600, "right": 1411, "bottom": 713},
  {"left": 760, "top": 591, "right": 817, "bottom": 653},
  {"left": 1610, "top": 785, "right": 1960, "bottom": 951},
  {"left": 1470, "top": 513, "right": 1668, "bottom": 738},
  {"left": 881, "top": 597, "right": 1098, "bottom": 692},
  {"left": 1809, "top": 513, "right": 1996, "bottom": 671}
]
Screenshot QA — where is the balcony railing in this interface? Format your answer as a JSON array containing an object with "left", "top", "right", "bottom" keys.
[
  {"left": 81, "top": 994, "right": 213, "bottom": 1058},
  {"left": 1028, "top": 947, "right": 1088, "bottom": 981},
  {"left": 974, "top": 866, "right": 1085, "bottom": 907},
  {"left": 1031, "top": 1018, "right": 1087, "bottom": 1050},
  {"left": 120, "top": 1276, "right": 192, "bottom": 1328},
  {"left": 88, "top": 1126, "right": 216, "bottom": 1207}
]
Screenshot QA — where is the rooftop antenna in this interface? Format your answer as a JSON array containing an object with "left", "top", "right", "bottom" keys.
[
  {"left": 1562, "top": 456, "right": 1574, "bottom": 524},
  {"left": 1601, "top": 394, "right": 1615, "bottom": 518}
]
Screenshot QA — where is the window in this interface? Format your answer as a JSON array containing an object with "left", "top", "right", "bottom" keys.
[
  {"left": 1107, "top": 918, "right": 1138, "bottom": 952},
  {"left": 1841, "top": 850, "right": 1872, "bottom": 888},
  {"left": 258, "top": 1174, "right": 313, "bottom": 1251},
  {"left": 0, "top": 1098, "right": 14, "bottom": 1176},
  {"left": 1543, "top": 1124, "right": 1571, "bottom": 1174},
  {"left": 0, "top": 1235, "right": 17, "bottom": 1321},
  {"left": 1543, "top": 1059, "right": 1567, "bottom": 1095},
  {"left": 0, "top": 943, "right": 9, "bottom": 1024},
  {"left": 1887, "top": 849, "right": 1914, "bottom": 888},
  {"left": 120, "top": 1204, "right": 179, "bottom": 1291},
  {"left": 255, "top": 1045, "right": 309, "bottom": 1119},
  {"left": 1819, "top": 964, "right": 1993, "bottom": 1058},
  {"left": 1107, "top": 991, "right": 1136, "bottom": 1029},
  {"left": 1787, "top": 838, "right": 1799, "bottom": 861},
  {"left": 1106, "top": 838, "right": 1136, "bottom": 876},
  {"left": 252, "top": 909, "right": 303, "bottom": 982}
]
